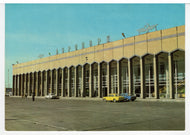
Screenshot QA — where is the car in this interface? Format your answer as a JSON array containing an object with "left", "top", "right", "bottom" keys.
[
  {"left": 120, "top": 93, "right": 136, "bottom": 101},
  {"left": 102, "top": 93, "right": 125, "bottom": 102},
  {"left": 5, "top": 92, "right": 12, "bottom": 97},
  {"left": 45, "top": 93, "right": 59, "bottom": 99}
]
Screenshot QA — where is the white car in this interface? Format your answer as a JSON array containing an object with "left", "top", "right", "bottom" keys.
[{"left": 45, "top": 93, "right": 59, "bottom": 99}]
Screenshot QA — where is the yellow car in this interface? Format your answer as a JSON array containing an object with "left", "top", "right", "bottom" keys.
[{"left": 103, "top": 93, "right": 125, "bottom": 102}]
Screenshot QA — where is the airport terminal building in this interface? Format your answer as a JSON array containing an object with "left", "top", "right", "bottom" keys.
[{"left": 12, "top": 25, "right": 185, "bottom": 99}]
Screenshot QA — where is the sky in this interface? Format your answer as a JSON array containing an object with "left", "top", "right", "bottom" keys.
[{"left": 5, "top": 4, "right": 185, "bottom": 88}]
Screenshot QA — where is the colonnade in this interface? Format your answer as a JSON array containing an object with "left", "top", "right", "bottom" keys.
[{"left": 12, "top": 50, "right": 185, "bottom": 99}]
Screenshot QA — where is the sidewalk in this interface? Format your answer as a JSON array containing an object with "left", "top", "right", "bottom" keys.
[
  {"left": 9, "top": 96, "right": 185, "bottom": 102},
  {"left": 136, "top": 97, "right": 185, "bottom": 102}
]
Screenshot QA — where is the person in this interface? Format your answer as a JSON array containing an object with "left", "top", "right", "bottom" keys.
[
  {"left": 32, "top": 91, "right": 35, "bottom": 101},
  {"left": 25, "top": 93, "right": 28, "bottom": 98}
]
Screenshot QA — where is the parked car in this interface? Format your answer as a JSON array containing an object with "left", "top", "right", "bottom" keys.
[
  {"left": 103, "top": 93, "right": 125, "bottom": 102},
  {"left": 45, "top": 93, "right": 59, "bottom": 99},
  {"left": 120, "top": 93, "right": 136, "bottom": 101},
  {"left": 5, "top": 92, "right": 12, "bottom": 97}
]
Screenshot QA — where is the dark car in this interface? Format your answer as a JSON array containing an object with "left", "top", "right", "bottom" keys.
[{"left": 120, "top": 93, "right": 136, "bottom": 101}]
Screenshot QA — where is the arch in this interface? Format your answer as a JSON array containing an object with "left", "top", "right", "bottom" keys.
[
  {"left": 141, "top": 53, "right": 154, "bottom": 58},
  {"left": 83, "top": 63, "right": 90, "bottom": 67},
  {"left": 63, "top": 66, "right": 68, "bottom": 69},
  {"left": 100, "top": 61, "right": 108, "bottom": 97},
  {"left": 108, "top": 59, "right": 117, "bottom": 63},
  {"left": 69, "top": 65, "right": 75, "bottom": 69},
  {"left": 91, "top": 62, "right": 98, "bottom": 97},
  {"left": 100, "top": 61, "right": 108, "bottom": 64},
  {"left": 143, "top": 54, "right": 154, "bottom": 98},
  {"left": 83, "top": 63, "right": 90, "bottom": 97},
  {"left": 70, "top": 65, "right": 75, "bottom": 97},
  {"left": 170, "top": 49, "right": 185, "bottom": 54},
  {"left": 156, "top": 51, "right": 170, "bottom": 98},
  {"left": 118, "top": 57, "right": 128, "bottom": 62},
  {"left": 76, "top": 65, "right": 82, "bottom": 97},
  {"left": 171, "top": 50, "right": 185, "bottom": 98},
  {"left": 109, "top": 59, "right": 118, "bottom": 94},
  {"left": 129, "top": 55, "right": 141, "bottom": 60},
  {"left": 119, "top": 58, "right": 129, "bottom": 94},
  {"left": 76, "top": 64, "right": 82, "bottom": 68},
  {"left": 91, "top": 61, "right": 98, "bottom": 65},
  {"left": 131, "top": 55, "right": 141, "bottom": 97},
  {"left": 155, "top": 51, "right": 169, "bottom": 56}
]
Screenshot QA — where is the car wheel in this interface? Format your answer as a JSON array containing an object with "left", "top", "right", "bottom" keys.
[
  {"left": 103, "top": 99, "right": 106, "bottom": 102},
  {"left": 113, "top": 99, "right": 116, "bottom": 103}
]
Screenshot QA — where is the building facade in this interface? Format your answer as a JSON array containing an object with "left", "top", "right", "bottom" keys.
[{"left": 12, "top": 25, "right": 185, "bottom": 99}]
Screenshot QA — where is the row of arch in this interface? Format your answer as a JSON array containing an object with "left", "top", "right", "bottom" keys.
[{"left": 13, "top": 50, "right": 185, "bottom": 99}]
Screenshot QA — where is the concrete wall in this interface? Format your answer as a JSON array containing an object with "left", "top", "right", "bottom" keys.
[{"left": 13, "top": 25, "right": 185, "bottom": 75}]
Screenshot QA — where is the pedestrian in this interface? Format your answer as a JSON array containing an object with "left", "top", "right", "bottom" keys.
[
  {"left": 32, "top": 91, "right": 35, "bottom": 101},
  {"left": 25, "top": 93, "right": 28, "bottom": 98}
]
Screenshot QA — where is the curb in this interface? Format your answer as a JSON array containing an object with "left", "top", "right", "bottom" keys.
[{"left": 8, "top": 96, "right": 185, "bottom": 102}]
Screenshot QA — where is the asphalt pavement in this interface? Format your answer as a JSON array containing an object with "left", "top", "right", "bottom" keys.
[{"left": 5, "top": 96, "right": 185, "bottom": 131}]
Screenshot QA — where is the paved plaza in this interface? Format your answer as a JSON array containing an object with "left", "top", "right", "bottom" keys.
[{"left": 5, "top": 97, "right": 185, "bottom": 131}]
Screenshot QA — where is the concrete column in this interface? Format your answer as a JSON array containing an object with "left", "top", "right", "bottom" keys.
[
  {"left": 117, "top": 61, "right": 121, "bottom": 95},
  {"left": 41, "top": 72, "right": 43, "bottom": 96},
  {"left": 53, "top": 70, "right": 55, "bottom": 94},
  {"left": 14, "top": 75, "right": 17, "bottom": 96},
  {"left": 36, "top": 72, "right": 38, "bottom": 96},
  {"left": 50, "top": 70, "right": 53, "bottom": 94},
  {"left": 19, "top": 75, "right": 21, "bottom": 96},
  {"left": 12, "top": 76, "right": 15, "bottom": 96},
  {"left": 140, "top": 57, "right": 146, "bottom": 99},
  {"left": 128, "top": 59, "right": 133, "bottom": 96},
  {"left": 14, "top": 75, "right": 16, "bottom": 96},
  {"left": 21, "top": 74, "right": 23, "bottom": 96},
  {"left": 153, "top": 55, "right": 159, "bottom": 99},
  {"left": 55, "top": 69, "right": 58, "bottom": 96},
  {"left": 19, "top": 75, "right": 22, "bottom": 96},
  {"left": 28, "top": 74, "right": 30, "bottom": 96},
  {"left": 62, "top": 69, "right": 65, "bottom": 97},
  {"left": 46, "top": 71, "right": 48, "bottom": 95},
  {"left": 18, "top": 75, "right": 20, "bottom": 96},
  {"left": 168, "top": 53, "right": 174, "bottom": 99},
  {"left": 28, "top": 73, "right": 32, "bottom": 96},
  {"left": 15, "top": 75, "right": 17, "bottom": 96},
  {"left": 32, "top": 73, "right": 35, "bottom": 94},
  {"left": 11, "top": 76, "right": 13, "bottom": 96},
  {"left": 15, "top": 75, "right": 18, "bottom": 96},
  {"left": 31, "top": 74, "right": 33, "bottom": 96},
  {"left": 68, "top": 68, "right": 71, "bottom": 97},
  {"left": 24, "top": 74, "right": 27, "bottom": 96},
  {"left": 25, "top": 74, "right": 28, "bottom": 96},
  {"left": 75, "top": 67, "right": 77, "bottom": 97},
  {"left": 98, "top": 63, "right": 102, "bottom": 98},
  {"left": 81, "top": 66, "right": 84, "bottom": 97},
  {"left": 89, "top": 65, "right": 92, "bottom": 98},
  {"left": 22, "top": 74, "right": 24, "bottom": 96},
  {"left": 29, "top": 74, "right": 32, "bottom": 96},
  {"left": 107, "top": 63, "right": 110, "bottom": 95},
  {"left": 17, "top": 75, "right": 19, "bottom": 96}
]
